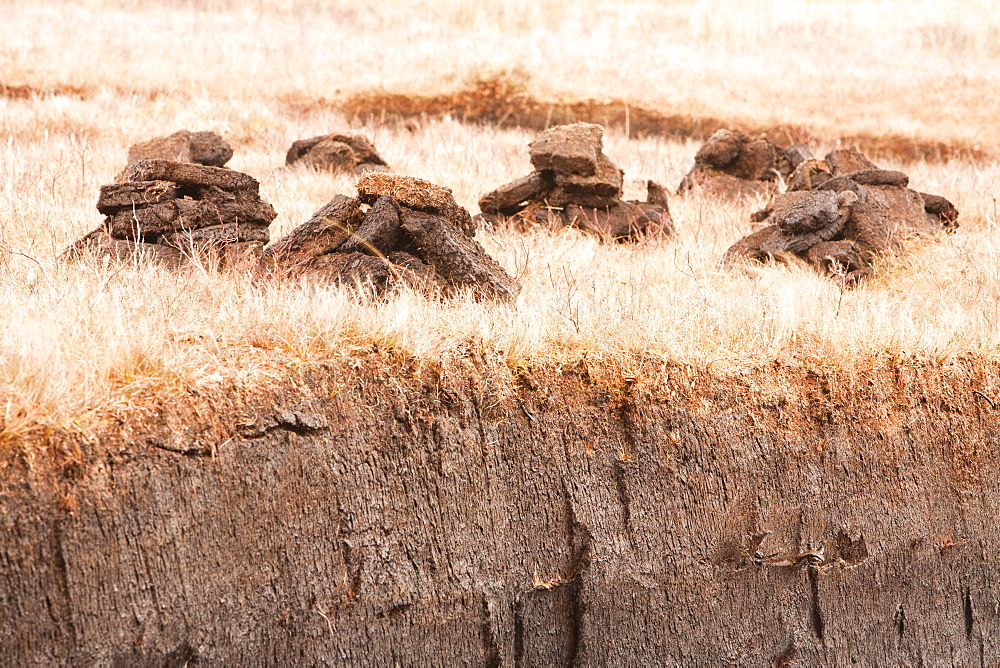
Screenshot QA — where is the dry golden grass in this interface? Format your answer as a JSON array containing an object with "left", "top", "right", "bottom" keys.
[
  {"left": 1, "top": 0, "right": 1000, "bottom": 431},
  {"left": 6, "top": 0, "right": 1000, "bottom": 146}
]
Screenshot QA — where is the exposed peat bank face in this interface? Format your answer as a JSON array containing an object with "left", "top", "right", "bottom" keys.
[{"left": 2, "top": 356, "right": 999, "bottom": 664}]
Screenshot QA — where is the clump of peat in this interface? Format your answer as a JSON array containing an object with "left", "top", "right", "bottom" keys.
[
  {"left": 257, "top": 172, "right": 519, "bottom": 301},
  {"left": 724, "top": 147, "right": 958, "bottom": 283},
  {"left": 478, "top": 122, "right": 674, "bottom": 241},
  {"left": 678, "top": 128, "right": 809, "bottom": 199},
  {"left": 285, "top": 133, "right": 389, "bottom": 174}
]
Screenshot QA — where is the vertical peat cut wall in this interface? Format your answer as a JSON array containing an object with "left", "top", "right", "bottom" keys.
[{"left": 2, "top": 357, "right": 1000, "bottom": 665}]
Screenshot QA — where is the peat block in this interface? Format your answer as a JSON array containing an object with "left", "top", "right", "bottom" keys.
[
  {"left": 825, "top": 147, "right": 878, "bottom": 176},
  {"left": 126, "top": 160, "right": 260, "bottom": 196},
  {"left": 679, "top": 129, "right": 797, "bottom": 196},
  {"left": 528, "top": 122, "right": 603, "bottom": 176},
  {"left": 286, "top": 133, "right": 388, "bottom": 174},
  {"left": 478, "top": 172, "right": 554, "bottom": 216},
  {"left": 126, "top": 130, "right": 233, "bottom": 169}
]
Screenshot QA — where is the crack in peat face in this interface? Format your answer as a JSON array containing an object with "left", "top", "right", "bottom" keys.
[
  {"left": 894, "top": 604, "right": 906, "bottom": 639},
  {"left": 562, "top": 483, "right": 592, "bottom": 665},
  {"left": 50, "top": 519, "right": 78, "bottom": 648},
  {"left": 808, "top": 565, "right": 825, "bottom": 642},
  {"left": 481, "top": 598, "right": 502, "bottom": 668},
  {"left": 964, "top": 587, "right": 974, "bottom": 639},
  {"left": 613, "top": 461, "right": 633, "bottom": 536},
  {"left": 513, "top": 598, "right": 524, "bottom": 667}
]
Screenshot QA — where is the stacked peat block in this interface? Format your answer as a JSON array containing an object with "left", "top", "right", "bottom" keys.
[
  {"left": 258, "top": 172, "right": 519, "bottom": 301},
  {"left": 64, "top": 160, "right": 277, "bottom": 268},
  {"left": 478, "top": 122, "right": 674, "bottom": 241},
  {"left": 724, "top": 147, "right": 958, "bottom": 282},
  {"left": 285, "top": 133, "right": 389, "bottom": 174},
  {"left": 125, "top": 130, "right": 233, "bottom": 168},
  {"left": 679, "top": 129, "right": 810, "bottom": 198}
]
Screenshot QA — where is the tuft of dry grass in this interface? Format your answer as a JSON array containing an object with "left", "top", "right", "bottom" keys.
[{"left": 1, "top": 0, "right": 1000, "bottom": 432}]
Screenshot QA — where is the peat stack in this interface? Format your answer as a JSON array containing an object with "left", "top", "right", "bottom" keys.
[
  {"left": 64, "top": 160, "right": 277, "bottom": 268},
  {"left": 478, "top": 122, "right": 674, "bottom": 241},
  {"left": 285, "top": 133, "right": 389, "bottom": 174},
  {"left": 124, "top": 130, "right": 233, "bottom": 170},
  {"left": 258, "top": 172, "right": 519, "bottom": 301},
  {"left": 724, "top": 148, "right": 958, "bottom": 282},
  {"left": 679, "top": 128, "right": 808, "bottom": 199}
]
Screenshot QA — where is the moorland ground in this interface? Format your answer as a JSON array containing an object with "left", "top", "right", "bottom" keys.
[{"left": 1, "top": 0, "right": 999, "bottom": 435}]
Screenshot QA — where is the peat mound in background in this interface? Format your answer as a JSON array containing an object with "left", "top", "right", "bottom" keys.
[
  {"left": 723, "top": 146, "right": 959, "bottom": 283},
  {"left": 478, "top": 122, "right": 674, "bottom": 240},
  {"left": 677, "top": 127, "right": 808, "bottom": 199},
  {"left": 2, "top": 357, "right": 1000, "bottom": 664},
  {"left": 285, "top": 132, "right": 389, "bottom": 174},
  {"left": 325, "top": 75, "right": 990, "bottom": 165}
]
